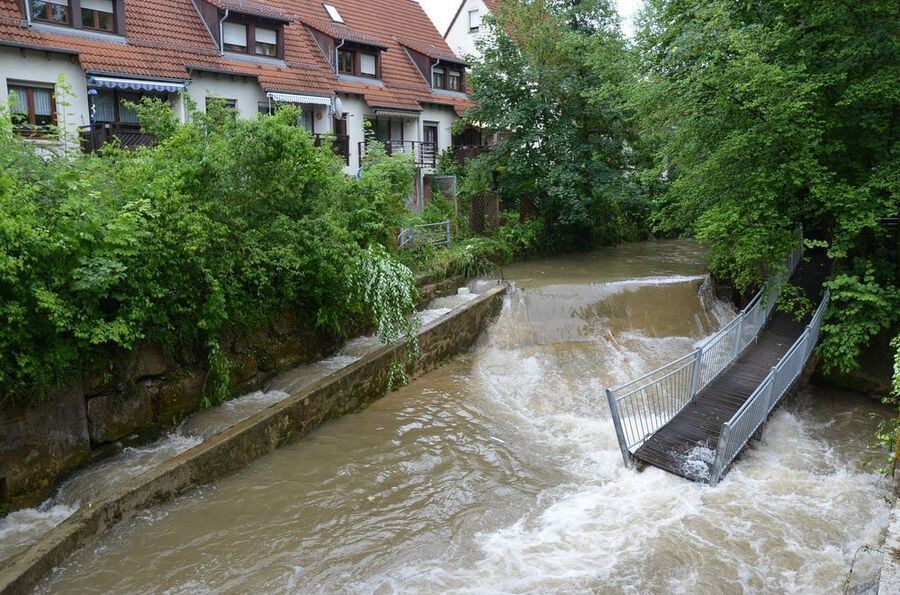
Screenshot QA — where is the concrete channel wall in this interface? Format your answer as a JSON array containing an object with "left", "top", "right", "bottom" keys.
[{"left": 0, "top": 283, "right": 507, "bottom": 594}]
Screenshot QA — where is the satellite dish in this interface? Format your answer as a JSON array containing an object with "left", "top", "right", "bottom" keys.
[{"left": 332, "top": 96, "right": 344, "bottom": 118}]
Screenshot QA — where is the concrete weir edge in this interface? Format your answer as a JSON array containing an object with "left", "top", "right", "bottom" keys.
[{"left": 0, "top": 283, "right": 508, "bottom": 594}]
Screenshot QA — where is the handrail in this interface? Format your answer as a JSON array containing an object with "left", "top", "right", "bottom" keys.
[
  {"left": 605, "top": 227, "right": 804, "bottom": 467},
  {"left": 708, "top": 290, "right": 829, "bottom": 486},
  {"left": 398, "top": 220, "right": 452, "bottom": 249}
]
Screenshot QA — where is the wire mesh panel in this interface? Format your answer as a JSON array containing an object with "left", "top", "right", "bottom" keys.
[{"left": 397, "top": 220, "right": 452, "bottom": 249}]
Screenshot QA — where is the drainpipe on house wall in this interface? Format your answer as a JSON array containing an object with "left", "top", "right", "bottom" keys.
[
  {"left": 217, "top": 8, "right": 230, "bottom": 56},
  {"left": 24, "top": 0, "right": 32, "bottom": 25},
  {"left": 334, "top": 38, "right": 346, "bottom": 73}
]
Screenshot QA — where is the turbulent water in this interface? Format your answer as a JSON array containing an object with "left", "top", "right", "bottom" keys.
[{"left": 24, "top": 240, "right": 893, "bottom": 593}]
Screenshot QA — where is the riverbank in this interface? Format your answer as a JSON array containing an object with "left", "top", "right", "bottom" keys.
[{"left": 0, "top": 283, "right": 506, "bottom": 594}]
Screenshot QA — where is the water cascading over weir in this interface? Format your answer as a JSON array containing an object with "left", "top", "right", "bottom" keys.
[{"left": 605, "top": 229, "right": 830, "bottom": 485}]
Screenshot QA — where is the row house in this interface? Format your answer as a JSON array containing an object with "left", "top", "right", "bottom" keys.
[{"left": 0, "top": 0, "right": 472, "bottom": 206}]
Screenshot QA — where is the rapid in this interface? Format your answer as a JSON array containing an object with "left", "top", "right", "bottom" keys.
[{"left": 30, "top": 240, "right": 892, "bottom": 593}]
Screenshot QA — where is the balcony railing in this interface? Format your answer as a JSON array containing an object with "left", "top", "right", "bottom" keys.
[
  {"left": 451, "top": 144, "right": 491, "bottom": 166},
  {"left": 359, "top": 139, "right": 438, "bottom": 168},
  {"left": 80, "top": 123, "right": 155, "bottom": 153},
  {"left": 313, "top": 134, "right": 350, "bottom": 164}
]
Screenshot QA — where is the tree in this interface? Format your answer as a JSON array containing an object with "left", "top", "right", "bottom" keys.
[{"left": 465, "top": 0, "right": 649, "bottom": 248}]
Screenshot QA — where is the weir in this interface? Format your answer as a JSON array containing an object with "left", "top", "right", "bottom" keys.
[{"left": 606, "top": 230, "right": 830, "bottom": 484}]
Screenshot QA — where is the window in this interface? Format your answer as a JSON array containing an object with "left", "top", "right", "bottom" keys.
[
  {"left": 468, "top": 9, "right": 480, "bottom": 32},
  {"left": 298, "top": 107, "right": 314, "bottom": 132},
  {"left": 258, "top": 101, "right": 271, "bottom": 115},
  {"left": 432, "top": 67, "right": 445, "bottom": 89},
  {"left": 424, "top": 123, "right": 438, "bottom": 146},
  {"left": 338, "top": 50, "right": 354, "bottom": 74},
  {"left": 81, "top": 0, "right": 114, "bottom": 32},
  {"left": 223, "top": 22, "right": 247, "bottom": 52},
  {"left": 91, "top": 89, "right": 164, "bottom": 125},
  {"left": 31, "top": 0, "right": 69, "bottom": 25},
  {"left": 255, "top": 27, "right": 277, "bottom": 56},
  {"left": 447, "top": 70, "right": 462, "bottom": 91},
  {"left": 323, "top": 3, "right": 343, "bottom": 23},
  {"left": 360, "top": 53, "right": 377, "bottom": 77},
  {"left": 8, "top": 84, "right": 55, "bottom": 130},
  {"left": 117, "top": 92, "right": 141, "bottom": 124},
  {"left": 206, "top": 97, "right": 237, "bottom": 110}
]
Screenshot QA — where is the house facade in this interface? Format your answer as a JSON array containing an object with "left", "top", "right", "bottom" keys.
[
  {"left": 443, "top": 0, "right": 499, "bottom": 61},
  {"left": 0, "top": 0, "right": 471, "bottom": 205}
]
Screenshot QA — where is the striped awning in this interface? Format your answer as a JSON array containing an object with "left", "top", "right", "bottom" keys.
[
  {"left": 374, "top": 108, "right": 421, "bottom": 120},
  {"left": 88, "top": 76, "right": 186, "bottom": 92},
  {"left": 267, "top": 92, "right": 332, "bottom": 106}
]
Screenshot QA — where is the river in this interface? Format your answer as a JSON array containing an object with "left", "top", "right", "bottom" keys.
[{"left": 36, "top": 240, "right": 891, "bottom": 593}]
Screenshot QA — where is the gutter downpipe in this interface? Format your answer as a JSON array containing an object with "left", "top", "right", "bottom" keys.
[
  {"left": 217, "top": 8, "right": 230, "bottom": 56},
  {"left": 430, "top": 58, "right": 443, "bottom": 89},
  {"left": 334, "top": 38, "right": 346, "bottom": 74},
  {"left": 24, "top": 0, "right": 32, "bottom": 25}
]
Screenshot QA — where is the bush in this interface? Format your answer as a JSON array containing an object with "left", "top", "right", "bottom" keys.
[{"left": 0, "top": 99, "right": 417, "bottom": 403}]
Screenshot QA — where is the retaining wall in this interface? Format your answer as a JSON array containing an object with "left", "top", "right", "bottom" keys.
[{"left": 0, "top": 283, "right": 506, "bottom": 594}]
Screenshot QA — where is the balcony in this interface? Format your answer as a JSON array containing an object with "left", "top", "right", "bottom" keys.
[
  {"left": 313, "top": 134, "right": 351, "bottom": 164},
  {"left": 451, "top": 144, "right": 491, "bottom": 166},
  {"left": 80, "top": 123, "right": 155, "bottom": 153},
  {"left": 359, "top": 139, "right": 438, "bottom": 168}
]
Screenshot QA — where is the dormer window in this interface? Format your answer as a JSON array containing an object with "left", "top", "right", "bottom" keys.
[
  {"left": 81, "top": 0, "right": 114, "bottom": 31},
  {"left": 323, "top": 3, "right": 344, "bottom": 23},
  {"left": 336, "top": 43, "right": 381, "bottom": 79},
  {"left": 31, "top": 0, "right": 70, "bottom": 25},
  {"left": 432, "top": 63, "right": 465, "bottom": 91},
  {"left": 222, "top": 17, "right": 282, "bottom": 59}
]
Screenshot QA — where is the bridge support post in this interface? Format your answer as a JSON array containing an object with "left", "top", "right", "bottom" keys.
[
  {"left": 606, "top": 389, "right": 633, "bottom": 468},
  {"left": 689, "top": 347, "right": 703, "bottom": 398}
]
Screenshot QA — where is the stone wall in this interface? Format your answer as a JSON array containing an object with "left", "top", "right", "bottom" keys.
[
  {"left": 0, "top": 283, "right": 507, "bottom": 594},
  {"left": 0, "top": 275, "right": 466, "bottom": 513}
]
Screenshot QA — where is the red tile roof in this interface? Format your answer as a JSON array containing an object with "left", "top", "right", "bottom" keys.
[{"left": 0, "top": 0, "right": 471, "bottom": 113}]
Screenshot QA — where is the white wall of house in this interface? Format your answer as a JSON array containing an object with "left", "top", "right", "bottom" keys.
[
  {"left": 185, "top": 72, "right": 267, "bottom": 120},
  {"left": 340, "top": 93, "right": 367, "bottom": 174},
  {"left": 445, "top": 0, "right": 494, "bottom": 60},
  {"left": 0, "top": 46, "right": 90, "bottom": 142}
]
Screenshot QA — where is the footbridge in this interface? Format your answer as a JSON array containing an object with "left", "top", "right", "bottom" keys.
[{"left": 606, "top": 230, "right": 829, "bottom": 486}]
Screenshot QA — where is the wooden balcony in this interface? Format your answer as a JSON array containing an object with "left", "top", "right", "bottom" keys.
[
  {"left": 313, "top": 134, "right": 351, "bottom": 164},
  {"left": 359, "top": 139, "right": 438, "bottom": 168},
  {"left": 80, "top": 123, "right": 155, "bottom": 153}
]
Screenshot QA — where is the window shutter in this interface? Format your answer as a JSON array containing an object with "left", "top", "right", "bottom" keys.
[
  {"left": 81, "top": 0, "right": 113, "bottom": 12},
  {"left": 255, "top": 28, "right": 277, "bottom": 45},
  {"left": 360, "top": 54, "right": 377, "bottom": 76},
  {"left": 223, "top": 22, "right": 247, "bottom": 47}
]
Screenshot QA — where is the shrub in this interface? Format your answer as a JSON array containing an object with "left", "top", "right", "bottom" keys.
[{"left": 0, "top": 99, "right": 417, "bottom": 403}]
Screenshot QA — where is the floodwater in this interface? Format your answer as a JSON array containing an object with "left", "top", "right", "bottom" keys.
[{"left": 35, "top": 240, "right": 892, "bottom": 593}]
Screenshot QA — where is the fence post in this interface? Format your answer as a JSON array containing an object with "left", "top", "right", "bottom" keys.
[
  {"left": 689, "top": 347, "right": 703, "bottom": 397},
  {"left": 445, "top": 220, "right": 452, "bottom": 246},
  {"left": 709, "top": 425, "right": 731, "bottom": 487},
  {"left": 606, "top": 389, "right": 633, "bottom": 468},
  {"left": 731, "top": 312, "right": 744, "bottom": 360}
]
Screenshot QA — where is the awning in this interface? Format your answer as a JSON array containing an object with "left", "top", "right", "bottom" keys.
[
  {"left": 88, "top": 76, "right": 186, "bottom": 93},
  {"left": 267, "top": 92, "right": 333, "bottom": 106},
  {"left": 374, "top": 108, "right": 421, "bottom": 120}
]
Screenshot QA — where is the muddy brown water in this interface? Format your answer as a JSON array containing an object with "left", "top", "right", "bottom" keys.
[{"left": 36, "top": 240, "right": 892, "bottom": 593}]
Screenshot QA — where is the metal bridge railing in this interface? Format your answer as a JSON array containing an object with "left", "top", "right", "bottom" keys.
[
  {"left": 708, "top": 290, "right": 829, "bottom": 486},
  {"left": 605, "top": 229, "right": 805, "bottom": 468},
  {"left": 398, "top": 220, "right": 452, "bottom": 250}
]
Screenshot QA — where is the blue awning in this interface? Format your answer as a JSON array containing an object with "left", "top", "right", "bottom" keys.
[{"left": 88, "top": 76, "right": 186, "bottom": 93}]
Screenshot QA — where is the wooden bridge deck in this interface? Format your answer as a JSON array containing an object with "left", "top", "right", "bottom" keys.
[{"left": 632, "top": 255, "right": 829, "bottom": 482}]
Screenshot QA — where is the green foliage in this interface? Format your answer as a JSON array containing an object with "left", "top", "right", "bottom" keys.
[
  {"left": 819, "top": 266, "right": 900, "bottom": 375},
  {"left": 634, "top": 0, "right": 900, "bottom": 372},
  {"left": 0, "top": 100, "right": 417, "bottom": 403},
  {"left": 466, "top": 0, "right": 651, "bottom": 248}
]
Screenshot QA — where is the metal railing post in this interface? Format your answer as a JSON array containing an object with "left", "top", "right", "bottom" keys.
[
  {"left": 689, "top": 347, "right": 703, "bottom": 397},
  {"left": 606, "top": 389, "right": 633, "bottom": 468},
  {"left": 731, "top": 312, "right": 744, "bottom": 359},
  {"left": 709, "top": 424, "right": 731, "bottom": 487}
]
